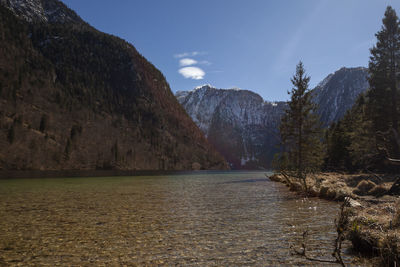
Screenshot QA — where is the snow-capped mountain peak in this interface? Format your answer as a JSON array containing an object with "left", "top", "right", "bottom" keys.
[{"left": 194, "top": 84, "right": 215, "bottom": 90}]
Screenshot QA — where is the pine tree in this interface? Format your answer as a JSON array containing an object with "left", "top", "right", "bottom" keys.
[
  {"left": 325, "top": 121, "right": 351, "bottom": 171},
  {"left": 368, "top": 6, "right": 400, "bottom": 133},
  {"left": 279, "top": 62, "right": 324, "bottom": 191},
  {"left": 324, "top": 6, "right": 400, "bottom": 172}
]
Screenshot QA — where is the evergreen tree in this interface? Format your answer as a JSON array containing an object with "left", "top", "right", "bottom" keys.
[
  {"left": 346, "top": 96, "right": 376, "bottom": 169},
  {"left": 322, "top": 6, "right": 400, "bottom": 172},
  {"left": 368, "top": 6, "right": 400, "bottom": 133},
  {"left": 337, "top": 94, "right": 375, "bottom": 170},
  {"left": 325, "top": 121, "right": 351, "bottom": 171},
  {"left": 279, "top": 62, "right": 324, "bottom": 190}
]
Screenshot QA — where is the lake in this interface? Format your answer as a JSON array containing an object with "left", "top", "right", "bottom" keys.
[{"left": 0, "top": 171, "right": 367, "bottom": 266}]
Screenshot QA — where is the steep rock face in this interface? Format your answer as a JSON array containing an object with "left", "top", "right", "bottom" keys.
[
  {"left": 177, "top": 85, "right": 285, "bottom": 169},
  {"left": 177, "top": 68, "right": 369, "bottom": 169},
  {"left": 313, "top": 67, "right": 368, "bottom": 125},
  {"left": 0, "top": 0, "right": 228, "bottom": 171}
]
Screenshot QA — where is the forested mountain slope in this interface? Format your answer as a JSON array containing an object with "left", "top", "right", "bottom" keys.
[{"left": 0, "top": 0, "right": 228, "bottom": 170}]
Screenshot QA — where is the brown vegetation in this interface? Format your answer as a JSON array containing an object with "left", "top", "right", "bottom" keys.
[
  {"left": 270, "top": 172, "right": 400, "bottom": 266},
  {"left": 0, "top": 4, "right": 228, "bottom": 171}
]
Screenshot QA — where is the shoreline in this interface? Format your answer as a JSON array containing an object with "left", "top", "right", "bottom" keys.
[
  {"left": 269, "top": 172, "right": 400, "bottom": 265},
  {"left": 0, "top": 169, "right": 268, "bottom": 179}
]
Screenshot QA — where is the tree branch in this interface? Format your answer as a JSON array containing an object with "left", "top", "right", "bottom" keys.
[{"left": 291, "top": 199, "right": 349, "bottom": 266}]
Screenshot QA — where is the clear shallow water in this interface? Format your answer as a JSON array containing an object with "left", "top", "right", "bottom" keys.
[{"left": 0, "top": 171, "right": 366, "bottom": 266}]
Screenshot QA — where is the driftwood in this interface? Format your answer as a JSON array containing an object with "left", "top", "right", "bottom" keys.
[{"left": 387, "top": 157, "right": 400, "bottom": 165}]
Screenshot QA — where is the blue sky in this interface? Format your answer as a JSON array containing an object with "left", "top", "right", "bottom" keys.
[{"left": 62, "top": 0, "right": 400, "bottom": 101}]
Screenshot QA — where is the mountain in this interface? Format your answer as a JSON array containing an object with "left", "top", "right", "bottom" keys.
[
  {"left": 0, "top": 0, "right": 85, "bottom": 24},
  {"left": 0, "top": 0, "right": 228, "bottom": 171},
  {"left": 176, "top": 67, "right": 369, "bottom": 169},
  {"left": 177, "top": 85, "right": 286, "bottom": 169},
  {"left": 313, "top": 67, "right": 369, "bottom": 125}
]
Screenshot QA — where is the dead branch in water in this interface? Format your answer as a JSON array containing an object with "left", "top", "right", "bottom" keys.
[
  {"left": 332, "top": 198, "right": 350, "bottom": 266},
  {"left": 291, "top": 198, "right": 349, "bottom": 266}
]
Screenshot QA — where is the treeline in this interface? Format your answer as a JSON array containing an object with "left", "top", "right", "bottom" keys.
[{"left": 276, "top": 6, "right": 400, "bottom": 177}]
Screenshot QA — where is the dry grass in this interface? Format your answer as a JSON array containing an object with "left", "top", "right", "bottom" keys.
[
  {"left": 393, "top": 201, "right": 400, "bottom": 228},
  {"left": 270, "top": 172, "right": 400, "bottom": 265}
]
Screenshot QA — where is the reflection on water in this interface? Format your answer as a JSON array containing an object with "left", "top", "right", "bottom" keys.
[{"left": 0, "top": 171, "right": 366, "bottom": 266}]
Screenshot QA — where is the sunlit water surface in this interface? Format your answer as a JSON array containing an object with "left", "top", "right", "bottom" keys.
[{"left": 0, "top": 171, "right": 367, "bottom": 266}]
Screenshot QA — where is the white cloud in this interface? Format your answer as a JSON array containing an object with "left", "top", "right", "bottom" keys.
[
  {"left": 174, "top": 52, "right": 190, "bottom": 58},
  {"left": 174, "top": 51, "right": 207, "bottom": 58},
  {"left": 178, "top": 67, "right": 205, "bottom": 80},
  {"left": 179, "top": 58, "right": 198, "bottom": 66},
  {"left": 191, "top": 51, "right": 208, "bottom": 57}
]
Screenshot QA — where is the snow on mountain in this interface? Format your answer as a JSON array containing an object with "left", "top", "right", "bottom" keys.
[
  {"left": 1, "top": 0, "right": 85, "bottom": 24},
  {"left": 313, "top": 67, "right": 369, "bottom": 125},
  {"left": 176, "top": 85, "right": 286, "bottom": 169},
  {"left": 176, "top": 67, "right": 369, "bottom": 169}
]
